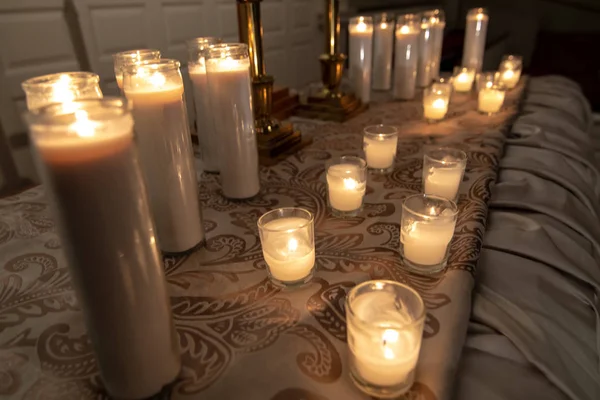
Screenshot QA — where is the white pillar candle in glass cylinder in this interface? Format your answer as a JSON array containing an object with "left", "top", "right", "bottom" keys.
[
  {"left": 424, "top": 9, "right": 446, "bottom": 80},
  {"left": 123, "top": 59, "right": 205, "bottom": 254},
  {"left": 372, "top": 13, "right": 394, "bottom": 91},
  {"left": 423, "top": 83, "right": 450, "bottom": 122},
  {"left": 187, "top": 37, "right": 222, "bottom": 172},
  {"left": 393, "top": 14, "right": 420, "bottom": 100},
  {"left": 346, "top": 280, "right": 426, "bottom": 398},
  {"left": 498, "top": 54, "right": 523, "bottom": 89},
  {"left": 417, "top": 15, "right": 434, "bottom": 87},
  {"left": 363, "top": 125, "right": 398, "bottom": 173},
  {"left": 326, "top": 156, "right": 367, "bottom": 217},
  {"left": 423, "top": 147, "right": 467, "bottom": 201},
  {"left": 205, "top": 43, "right": 260, "bottom": 199},
  {"left": 112, "top": 49, "right": 161, "bottom": 92},
  {"left": 22, "top": 72, "right": 103, "bottom": 111},
  {"left": 478, "top": 84, "right": 506, "bottom": 114},
  {"left": 349, "top": 16, "right": 374, "bottom": 103},
  {"left": 462, "top": 8, "right": 489, "bottom": 72},
  {"left": 452, "top": 66, "right": 476, "bottom": 92},
  {"left": 258, "top": 208, "right": 315, "bottom": 287}
]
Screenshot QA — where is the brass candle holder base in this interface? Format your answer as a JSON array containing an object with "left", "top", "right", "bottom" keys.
[
  {"left": 257, "top": 121, "right": 312, "bottom": 166},
  {"left": 296, "top": 92, "right": 368, "bottom": 122},
  {"left": 272, "top": 86, "right": 300, "bottom": 121}
]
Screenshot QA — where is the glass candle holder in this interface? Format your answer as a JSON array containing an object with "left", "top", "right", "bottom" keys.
[
  {"left": 393, "top": 14, "right": 420, "bottom": 100},
  {"left": 112, "top": 49, "right": 161, "bottom": 91},
  {"left": 417, "top": 15, "right": 434, "bottom": 87},
  {"left": 401, "top": 194, "right": 458, "bottom": 273},
  {"left": 424, "top": 9, "right": 446, "bottom": 80},
  {"left": 462, "top": 8, "right": 489, "bottom": 72},
  {"left": 205, "top": 43, "right": 260, "bottom": 199},
  {"left": 423, "top": 84, "right": 450, "bottom": 122},
  {"left": 478, "top": 83, "right": 506, "bottom": 115},
  {"left": 326, "top": 156, "right": 367, "bottom": 217},
  {"left": 349, "top": 16, "right": 374, "bottom": 103},
  {"left": 363, "top": 125, "right": 398, "bottom": 173},
  {"left": 25, "top": 98, "right": 180, "bottom": 399},
  {"left": 423, "top": 147, "right": 467, "bottom": 201},
  {"left": 187, "top": 37, "right": 222, "bottom": 172},
  {"left": 475, "top": 71, "right": 499, "bottom": 92},
  {"left": 431, "top": 76, "right": 452, "bottom": 96},
  {"left": 451, "top": 66, "right": 476, "bottom": 92},
  {"left": 498, "top": 54, "right": 523, "bottom": 89},
  {"left": 21, "top": 72, "right": 103, "bottom": 111},
  {"left": 258, "top": 207, "right": 316, "bottom": 287},
  {"left": 346, "top": 280, "right": 426, "bottom": 398},
  {"left": 123, "top": 59, "right": 205, "bottom": 254},
  {"left": 372, "top": 13, "right": 395, "bottom": 91}
]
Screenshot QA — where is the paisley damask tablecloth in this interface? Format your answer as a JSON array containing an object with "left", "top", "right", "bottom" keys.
[{"left": 0, "top": 82, "right": 525, "bottom": 400}]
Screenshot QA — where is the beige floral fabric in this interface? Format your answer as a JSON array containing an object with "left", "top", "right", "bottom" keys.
[{"left": 0, "top": 82, "right": 525, "bottom": 400}]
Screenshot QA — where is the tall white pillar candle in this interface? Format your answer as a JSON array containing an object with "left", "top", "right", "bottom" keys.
[
  {"left": 123, "top": 59, "right": 205, "bottom": 254},
  {"left": 425, "top": 9, "right": 446, "bottom": 80},
  {"left": 462, "top": 8, "right": 489, "bottom": 72},
  {"left": 112, "top": 49, "right": 161, "bottom": 92},
  {"left": 349, "top": 16, "right": 373, "bottom": 103},
  {"left": 205, "top": 43, "right": 260, "bottom": 199},
  {"left": 417, "top": 16, "right": 434, "bottom": 87},
  {"left": 393, "top": 14, "right": 420, "bottom": 100},
  {"left": 372, "top": 13, "right": 394, "bottom": 91},
  {"left": 187, "top": 37, "right": 221, "bottom": 172}
]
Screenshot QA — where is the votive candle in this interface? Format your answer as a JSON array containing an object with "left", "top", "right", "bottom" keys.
[
  {"left": 452, "top": 66, "right": 476, "bottom": 92},
  {"left": 478, "top": 84, "right": 506, "bottom": 114},
  {"left": 423, "top": 147, "right": 467, "bottom": 201},
  {"left": 363, "top": 125, "right": 398, "bottom": 173},
  {"left": 326, "top": 156, "right": 367, "bottom": 217}
]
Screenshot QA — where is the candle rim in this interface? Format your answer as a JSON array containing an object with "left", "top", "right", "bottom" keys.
[
  {"left": 402, "top": 193, "right": 458, "bottom": 220},
  {"left": 112, "top": 49, "right": 161, "bottom": 69},
  {"left": 364, "top": 124, "right": 398, "bottom": 137},
  {"left": 187, "top": 37, "right": 222, "bottom": 63},
  {"left": 424, "top": 146, "right": 467, "bottom": 165},
  {"left": 123, "top": 58, "right": 181, "bottom": 76},
  {"left": 257, "top": 207, "right": 314, "bottom": 233},
  {"left": 22, "top": 72, "right": 100, "bottom": 91}
]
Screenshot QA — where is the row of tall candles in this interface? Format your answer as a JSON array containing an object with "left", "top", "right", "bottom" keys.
[{"left": 349, "top": 7, "right": 499, "bottom": 102}]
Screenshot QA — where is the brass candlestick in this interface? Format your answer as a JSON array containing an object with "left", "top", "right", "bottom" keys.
[{"left": 237, "top": 0, "right": 307, "bottom": 164}]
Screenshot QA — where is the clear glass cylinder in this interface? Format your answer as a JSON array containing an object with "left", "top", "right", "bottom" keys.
[
  {"left": 123, "top": 59, "right": 205, "bottom": 253},
  {"left": 416, "top": 15, "right": 434, "bottom": 87},
  {"left": 112, "top": 49, "right": 161, "bottom": 90},
  {"left": 363, "top": 125, "right": 398, "bottom": 173},
  {"left": 326, "top": 156, "right": 367, "bottom": 217},
  {"left": 205, "top": 43, "right": 260, "bottom": 199},
  {"left": 372, "top": 13, "right": 395, "bottom": 91},
  {"left": 400, "top": 193, "right": 458, "bottom": 273},
  {"left": 393, "top": 14, "right": 420, "bottom": 100},
  {"left": 478, "top": 82, "right": 506, "bottom": 115},
  {"left": 462, "top": 8, "right": 489, "bottom": 72},
  {"left": 498, "top": 54, "right": 523, "bottom": 89},
  {"left": 424, "top": 9, "right": 446, "bottom": 80},
  {"left": 346, "top": 280, "right": 426, "bottom": 398},
  {"left": 452, "top": 66, "right": 476, "bottom": 92},
  {"left": 21, "top": 72, "right": 102, "bottom": 111},
  {"left": 475, "top": 71, "right": 499, "bottom": 92},
  {"left": 187, "top": 37, "right": 222, "bottom": 172},
  {"left": 258, "top": 207, "right": 315, "bottom": 287},
  {"left": 349, "top": 16, "right": 374, "bottom": 103},
  {"left": 423, "top": 147, "right": 467, "bottom": 201},
  {"left": 24, "top": 98, "right": 180, "bottom": 399},
  {"left": 423, "top": 84, "right": 450, "bottom": 122}
]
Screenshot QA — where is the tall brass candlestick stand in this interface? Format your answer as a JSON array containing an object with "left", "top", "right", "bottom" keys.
[
  {"left": 295, "top": 0, "right": 367, "bottom": 122},
  {"left": 237, "top": 0, "right": 308, "bottom": 165}
]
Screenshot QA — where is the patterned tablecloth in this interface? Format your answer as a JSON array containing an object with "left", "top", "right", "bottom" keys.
[{"left": 0, "top": 82, "right": 525, "bottom": 400}]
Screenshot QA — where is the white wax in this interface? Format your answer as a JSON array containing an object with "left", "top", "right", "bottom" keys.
[
  {"left": 402, "top": 220, "right": 455, "bottom": 265},
  {"left": 500, "top": 69, "right": 520, "bottom": 89},
  {"left": 206, "top": 59, "right": 260, "bottom": 199},
  {"left": 462, "top": 13, "right": 489, "bottom": 71},
  {"left": 327, "top": 164, "right": 366, "bottom": 211},
  {"left": 429, "top": 23, "right": 445, "bottom": 79},
  {"left": 349, "top": 30, "right": 373, "bottom": 103},
  {"left": 424, "top": 167, "right": 463, "bottom": 200},
  {"left": 423, "top": 98, "right": 448, "bottom": 120},
  {"left": 261, "top": 217, "right": 315, "bottom": 283},
  {"left": 478, "top": 88, "right": 505, "bottom": 113},
  {"left": 393, "top": 29, "right": 419, "bottom": 99},
  {"left": 372, "top": 22, "right": 394, "bottom": 90},
  {"left": 364, "top": 134, "right": 398, "bottom": 169},
  {"left": 417, "top": 25, "right": 434, "bottom": 87},
  {"left": 452, "top": 72, "right": 475, "bottom": 92},
  {"left": 189, "top": 64, "right": 219, "bottom": 172}
]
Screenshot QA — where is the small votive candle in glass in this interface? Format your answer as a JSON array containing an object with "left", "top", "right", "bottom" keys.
[
  {"left": 112, "top": 49, "right": 161, "bottom": 91},
  {"left": 475, "top": 71, "right": 498, "bottom": 92},
  {"left": 400, "top": 194, "right": 458, "bottom": 273},
  {"left": 258, "top": 208, "right": 315, "bottom": 287},
  {"left": 363, "top": 125, "right": 398, "bottom": 173},
  {"left": 423, "top": 84, "right": 450, "bottom": 122},
  {"left": 498, "top": 54, "right": 523, "bottom": 89},
  {"left": 452, "top": 66, "right": 476, "bottom": 92},
  {"left": 423, "top": 147, "right": 467, "bottom": 201},
  {"left": 478, "top": 83, "right": 506, "bottom": 115},
  {"left": 326, "top": 156, "right": 367, "bottom": 217},
  {"left": 346, "top": 280, "right": 426, "bottom": 398}
]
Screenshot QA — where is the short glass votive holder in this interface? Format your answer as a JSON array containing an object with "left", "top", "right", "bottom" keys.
[
  {"left": 475, "top": 71, "right": 499, "bottom": 92},
  {"left": 257, "top": 207, "right": 315, "bottom": 288},
  {"left": 363, "top": 125, "right": 398, "bottom": 174},
  {"left": 346, "top": 280, "right": 426, "bottom": 398},
  {"left": 478, "top": 83, "right": 506, "bottom": 115},
  {"left": 423, "top": 84, "right": 450, "bottom": 123},
  {"left": 423, "top": 147, "right": 467, "bottom": 201},
  {"left": 498, "top": 54, "right": 523, "bottom": 89},
  {"left": 451, "top": 66, "right": 476, "bottom": 92},
  {"left": 326, "top": 156, "right": 367, "bottom": 217},
  {"left": 432, "top": 76, "right": 453, "bottom": 95},
  {"left": 400, "top": 194, "right": 458, "bottom": 274}
]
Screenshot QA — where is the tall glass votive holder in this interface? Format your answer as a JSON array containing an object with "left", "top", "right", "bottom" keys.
[
  {"left": 462, "top": 8, "right": 489, "bottom": 72},
  {"left": 349, "top": 16, "right": 374, "bottom": 103},
  {"left": 423, "top": 84, "right": 450, "bottom": 123},
  {"left": 258, "top": 208, "right": 315, "bottom": 288},
  {"left": 451, "top": 66, "right": 476, "bottom": 92},
  {"left": 475, "top": 71, "right": 499, "bottom": 92},
  {"left": 423, "top": 147, "right": 467, "bottom": 201},
  {"left": 424, "top": 9, "right": 446, "bottom": 80},
  {"left": 401, "top": 194, "right": 458, "bottom": 274},
  {"left": 326, "top": 156, "right": 367, "bottom": 217},
  {"left": 21, "top": 72, "right": 103, "bottom": 111},
  {"left": 478, "top": 82, "right": 506, "bottom": 115},
  {"left": 498, "top": 54, "right": 523, "bottom": 89},
  {"left": 372, "top": 13, "right": 395, "bottom": 91},
  {"left": 363, "top": 125, "right": 398, "bottom": 174},
  {"left": 112, "top": 49, "right": 161, "bottom": 92},
  {"left": 393, "top": 13, "right": 420, "bottom": 100},
  {"left": 346, "top": 280, "right": 426, "bottom": 398}
]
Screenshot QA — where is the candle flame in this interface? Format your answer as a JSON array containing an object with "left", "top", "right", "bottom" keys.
[
  {"left": 399, "top": 25, "right": 410, "bottom": 34},
  {"left": 486, "top": 81, "right": 493, "bottom": 88},
  {"left": 149, "top": 72, "right": 166, "bottom": 87},
  {"left": 432, "top": 98, "right": 446, "bottom": 109},
  {"left": 503, "top": 70, "right": 514, "bottom": 79},
  {"left": 53, "top": 74, "right": 76, "bottom": 104},
  {"left": 457, "top": 73, "right": 469, "bottom": 83},
  {"left": 382, "top": 329, "right": 399, "bottom": 360},
  {"left": 356, "top": 21, "right": 367, "bottom": 32},
  {"left": 73, "top": 110, "right": 95, "bottom": 138},
  {"left": 287, "top": 237, "right": 298, "bottom": 253},
  {"left": 429, "top": 206, "right": 437, "bottom": 215},
  {"left": 343, "top": 177, "right": 358, "bottom": 190},
  {"left": 476, "top": 13, "right": 484, "bottom": 20},
  {"left": 380, "top": 22, "right": 388, "bottom": 29}
]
